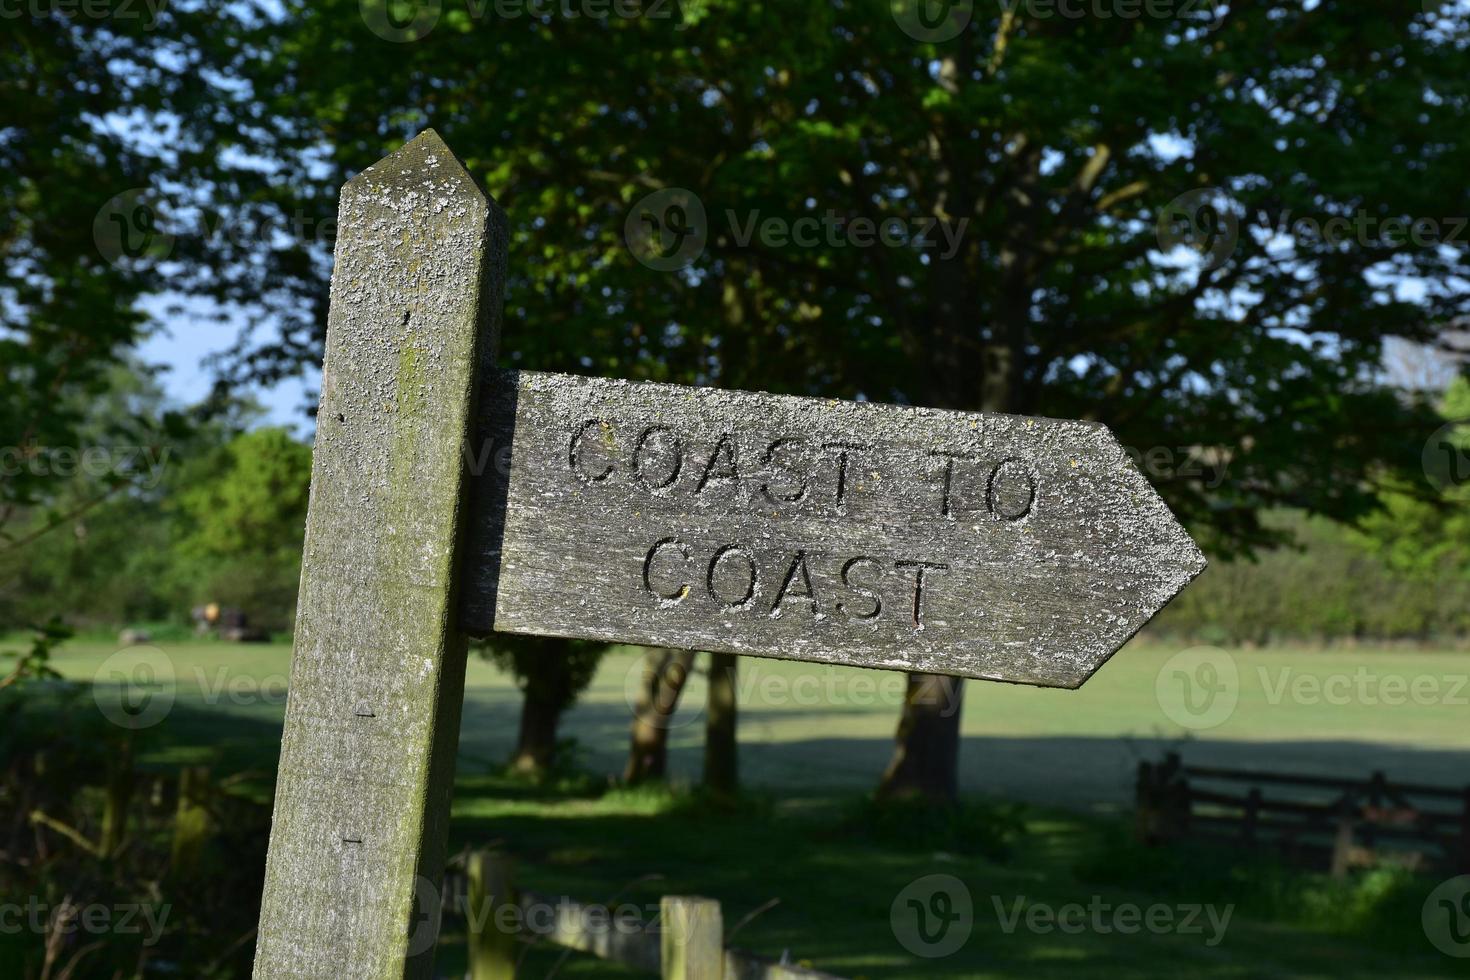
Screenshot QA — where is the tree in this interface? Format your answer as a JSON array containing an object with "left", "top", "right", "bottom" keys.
[
  {"left": 1, "top": 362, "right": 173, "bottom": 625},
  {"left": 172, "top": 427, "right": 312, "bottom": 629},
  {"left": 1, "top": 7, "right": 216, "bottom": 551},
  {"left": 479, "top": 634, "right": 607, "bottom": 777},
  {"left": 0, "top": 355, "right": 272, "bottom": 634},
  {"left": 624, "top": 648, "right": 696, "bottom": 784},
  {"left": 167, "top": 1, "right": 1468, "bottom": 800},
  {"left": 1360, "top": 378, "right": 1470, "bottom": 585},
  {"left": 704, "top": 652, "right": 738, "bottom": 797}
]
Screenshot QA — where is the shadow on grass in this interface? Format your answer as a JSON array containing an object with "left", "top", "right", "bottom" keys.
[
  {"left": 28, "top": 681, "right": 1468, "bottom": 978},
  {"left": 441, "top": 773, "right": 1465, "bottom": 980}
]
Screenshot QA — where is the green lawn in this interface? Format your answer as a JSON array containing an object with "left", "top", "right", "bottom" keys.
[
  {"left": 65, "top": 638, "right": 1470, "bottom": 809},
  {"left": 41, "top": 636, "right": 1470, "bottom": 977}
]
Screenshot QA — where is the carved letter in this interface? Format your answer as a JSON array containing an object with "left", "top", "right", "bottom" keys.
[
  {"left": 760, "top": 437, "right": 810, "bottom": 505},
  {"left": 633, "top": 425, "right": 683, "bottom": 490},
  {"left": 569, "top": 418, "right": 615, "bottom": 483},
  {"left": 837, "top": 556, "right": 883, "bottom": 621},
  {"left": 820, "top": 442, "right": 866, "bottom": 513},
  {"left": 643, "top": 537, "right": 692, "bottom": 602},
  {"left": 770, "top": 550, "right": 817, "bottom": 617},
  {"left": 695, "top": 433, "right": 740, "bottom": 493},
  {"left": 896, "top": 559, "right": 949, "bottom": 628},
  {"left": 987, "top": 458, "right": 1036, "bottom": 521},
  {"left": 707, "top": 545, "right": 758, "bottom": 610}
]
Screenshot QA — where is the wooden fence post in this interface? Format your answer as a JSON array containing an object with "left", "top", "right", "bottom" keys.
[
  {"left": 253, "top": 129, "right": 507, "bottom": 979},
  {"left": 170, "top": 765, "right": 211, "bottom": 878},
  {"left": 467, "top": 851, "right": 519, "bottom": 980},
  {"left": 1331, "top": 804, "right": 1357, "bottom": 879},
  {"left": 661, "top": 896, "right": 723, "bottom": 980},
  {"left": 1156, "top": 754, "right": 1190, "bottom": 842},
  {"left": 1364, "top": 770, "right": 1385, "bottom": 852},
  {"left": 1242, "top": 788, "right": 1261, "bottom": 846},
  {"left": 1134, "top": 760, "right": 1159, "bottom": 843},
  {"left": 100, "top": 733, "right": 134, "bottom": 860}
]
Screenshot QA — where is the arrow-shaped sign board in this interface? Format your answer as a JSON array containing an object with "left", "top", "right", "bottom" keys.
[{"left": 462, "top": 371, "right": 1205, "bottom": 689}]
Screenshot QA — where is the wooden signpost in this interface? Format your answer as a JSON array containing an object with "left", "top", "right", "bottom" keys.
[{"left": 254, "top": 132, "right": 1205, "bottom": 978}]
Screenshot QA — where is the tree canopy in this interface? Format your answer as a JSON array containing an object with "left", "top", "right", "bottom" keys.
[
  {"left": 6, "top": 0, "right": 1468, "bottom": 798},
  {"left": 151, "top": 0, "right": 1470, "bottom": 556},
  {"left": 1, "top": 5, "right": 218, "bottom": 538}
]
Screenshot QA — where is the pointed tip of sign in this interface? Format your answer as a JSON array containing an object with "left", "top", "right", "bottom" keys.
[
  {"left": 1094, "top": 421, "right": 1209, "bottom": 575},
  {"left": 403, "top": 127, "right": 457, "bottom": 164},
  {"left": 1188, "top": 539, "right": 1209, "bottom": 576},
  {"left": 1165, "top": 505, "right": 1209, "bottom": 581},
  {"left": 346, "top": 128, "right": 489, "bottom": 208}
]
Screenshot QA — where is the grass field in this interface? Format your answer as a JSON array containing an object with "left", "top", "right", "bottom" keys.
[
  {"left": 37, "top": 636, "right": 1470, "bottom": 977},
  {"left": 64, "top": 638, "right": 1470, "bottom": 808}
]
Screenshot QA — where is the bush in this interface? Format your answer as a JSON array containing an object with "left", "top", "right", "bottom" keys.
[
  {"left": 0, "top": 687, "right": 270, "bottom": 979},
  {"left": 1075, "top": 825, "right": 1442, "bottom": 954},
  {"left": 834, "top": 796, "right": 1028, "bottom": 862}
]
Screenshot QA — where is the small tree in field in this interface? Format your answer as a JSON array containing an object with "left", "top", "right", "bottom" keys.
[
  {"left": 174, "top": 427, "right": 312, "bottom": 630},
  {"left": 479, "top": 635, "right": 607, "bottom": 778}
]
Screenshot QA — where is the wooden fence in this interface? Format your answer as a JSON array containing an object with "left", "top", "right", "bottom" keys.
[
  {"left": 447, "top": 851, "right": 848, "bottom": 980},
  {"left": 1136, "top": 752, "right": 1470, "bottom": 876}
]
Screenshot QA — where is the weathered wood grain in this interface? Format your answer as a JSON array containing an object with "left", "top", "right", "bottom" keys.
[
  {"left": 254, "top": 130, "right": 506, "bottom": 979},
  {"left": 462, "top": 372, "right": 1204, "bottom": 689},
  {"left": 661, "top": 896, "right": 723, "bottom": 980},
  {"left": 508, "top": 886, "right": 847, "bottom": 979},
  {"left": 516, "top": 888, "right": 663, "bottom": 974},
  {"left": 466, "top": 852, "right": 517, "bottom": 980}
]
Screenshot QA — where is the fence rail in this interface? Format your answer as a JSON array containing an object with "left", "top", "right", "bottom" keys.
[
  {"left": 1136, "top": 752, "right": 1470, "bottom": 876},
  {"left": 451, "top": 850, "right": 848, "bottom": 980}
]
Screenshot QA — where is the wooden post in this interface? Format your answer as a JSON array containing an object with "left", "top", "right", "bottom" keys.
[
  {"left": 100, "top": 733, "right": 134, "bottom": 860},
  {"left": 1330, "top": 815, "right": 1356, "bottom": 878},
  {"left": 467, "top": 851, "right": 518, "bottom": 980},
  {"left": 1331, "top": 781, "right": 1365, "bottom": 877},
  {"left": 661, "top": 896, "right": 722, "bottom": 980},
  {"left": 1158, "top": 754, "right": 1190, "bottom": 842},
  {"left": 1242, "top": 788, "right": 1261, "bottom": 846},
  {"left": 253, "top": 130, "right": 507, "bottom": 979},
  {"left": 1364, "top": 770, "right": 1385, "bottom": 852},
  {"left": 170, "top": 765, "right": 211, "bottom": 878},
  {"left": 1134, "top": 760, "right": 1158, "bottom": 843}
]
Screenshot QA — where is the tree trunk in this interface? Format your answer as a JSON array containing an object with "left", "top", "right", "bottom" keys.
[
  {"left": 624, "top": 648, "right": 696, "bottom": 784},
  {"left": 878, "top": 114, "right": 1027, "bottom": 799},
  {"left": 507, "top": 693, "right": 563, "bottom": 777},
  {"left": 101, "top": 733, "right": 134, "bottom": 860},
  {"left": 876, "top": 674, "right": 964, "bottom": 803},
  {"left": 703, "top": 652, "right": 738, "bottom": 797},
  {"left": 491, "top": 634, "right": 605, "bottom": 779}
]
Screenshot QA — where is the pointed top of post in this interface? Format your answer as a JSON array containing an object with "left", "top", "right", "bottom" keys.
[{"left": 344, "top": 128, "right": 487, "bottom": 209}]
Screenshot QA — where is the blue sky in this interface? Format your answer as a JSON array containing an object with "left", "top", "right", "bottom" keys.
[{"left": 137, "top": 294, "right": 318, "bottom": 433}]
